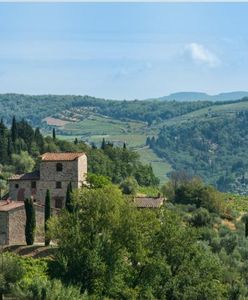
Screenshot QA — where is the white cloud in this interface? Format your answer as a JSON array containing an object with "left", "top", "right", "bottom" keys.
[{"left": 185, "top": 42, "right": 221, "bottom": 67}]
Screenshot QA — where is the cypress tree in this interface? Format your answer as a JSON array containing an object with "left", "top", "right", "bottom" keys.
[
  {"left": 34, "top": 128, "right": 44, "bottom": 153},
  {"left": 74, "top": 138, "right": 78, "bottom": 145},
  {"left": 45, "top": 189, "right": 51, "bottom": 246},
  {"left": 91, "top": 142, "right": 97, "bottom": 149},
  {"left": 123, "top": 142, "right": 127, "bottom": 149},
  {"left": 0, "top": 121, "right": 8, "bottom": 164},
  {"left": 101, "top": 138, "right": 106, "bottom": 150},
  {"left": 24, "top": 198, "right": 36, "bottom": 245},
  {"left": 146, "top": 137, "right": 151, "bottom": 146},
  {"left": 242, "top": 214, "right": 248, "bottom": 238},
  {"left": 11, "top": 116, "right": 17, "bottom": 143},
  {"left": 52, "top": 128, "right": 56, "bottom": 140},
  {"left": 65, "top": 182, "right": 73, "bottom": 213},
  {"left": 7, "top": 136, "right": 13, "bottom": 163}
]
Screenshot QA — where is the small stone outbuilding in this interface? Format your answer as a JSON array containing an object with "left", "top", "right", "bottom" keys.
[{"left": 0, "top": 200, "right": 50, "bottom": 245}]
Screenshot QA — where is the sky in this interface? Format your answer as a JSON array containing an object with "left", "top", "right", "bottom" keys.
[{"left": 0, "top": 3, "right": 248, "bottom": 99}]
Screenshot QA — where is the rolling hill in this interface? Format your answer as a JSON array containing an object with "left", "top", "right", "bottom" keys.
[
  {"left": 0, "top": 93, "right": 247, "bottom": 192},
  {"left": 157, "top": 91, "right": 248, "bottom": 102}
]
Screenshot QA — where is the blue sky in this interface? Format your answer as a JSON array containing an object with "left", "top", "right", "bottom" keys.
[{"left": 0, "top": 3, "right": 248, "bottom": 99}]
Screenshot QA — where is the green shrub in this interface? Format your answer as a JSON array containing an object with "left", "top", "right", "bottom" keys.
[
  {"left": 190, "top": 208, "right": 211, "bottom": 227},
  {"left": 120, "top": 176, "right": 138, "bottom": 195},
  {"left": 0, "top": 253, "right": 24, "bottom": 298},
  {"left": 14, "top": 278, "right": 85, "bottom": 300}
]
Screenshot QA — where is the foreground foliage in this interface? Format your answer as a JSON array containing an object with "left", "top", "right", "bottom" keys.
[
  {"left": 3, "top": 178, "right": 248, "bottom": 299},
  {"left": 48, "top": 184, "right": 227, "bottom": 299}
]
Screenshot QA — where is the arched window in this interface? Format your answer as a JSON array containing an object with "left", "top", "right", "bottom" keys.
[{"left": 56, "top": 163, "right": 63, "bottom": 172}]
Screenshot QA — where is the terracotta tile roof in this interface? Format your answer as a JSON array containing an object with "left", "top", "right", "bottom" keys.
[
  {"left": 41, "top": 152, "right": 86, "bottom": 161},
  {"left": 8, "top": 170, "right": 40, "bottom": 181},
  {"left": 134, "top": 197, "right": 165, "bottom": 208},
  {"left": 0, "top": 200, "right": 24, "bottom": 212}
]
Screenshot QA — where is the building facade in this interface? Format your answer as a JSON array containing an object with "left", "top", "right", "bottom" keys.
[
  {"left": 8, "top": 152, "right": 87, "bottom": 208},
  {"left": 0, "top": 201, "right": 47, "bottom": 245}
]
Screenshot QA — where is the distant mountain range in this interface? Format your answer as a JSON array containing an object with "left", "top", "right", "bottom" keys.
[{"left": 155, "top": 91, "right": 248, "bottom": 102}]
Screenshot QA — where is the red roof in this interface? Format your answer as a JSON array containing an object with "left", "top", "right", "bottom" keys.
[
  {"left": 41, "top": 152, "right": 86, "bottom": 161},
  {"left": 0, "top": 201, "right": 24, "bottom": 212}
]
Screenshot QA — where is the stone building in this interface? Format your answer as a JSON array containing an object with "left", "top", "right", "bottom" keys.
[
  {"left": 0, "top": 200, "right": 47, "bottom": 245},
  {"left": 8, "top": 152, "right": 87, "bottom": 208}
]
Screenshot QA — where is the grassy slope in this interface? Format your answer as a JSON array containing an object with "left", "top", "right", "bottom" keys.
[
  {"left": 157, "top": 100, "right": 248, "bottom": 129},
  {"left": 56, "top": 114, "right": 171, "bottom": 183},
  {"left": 137, "top": 147, "right": 172, "bottom": 183}
]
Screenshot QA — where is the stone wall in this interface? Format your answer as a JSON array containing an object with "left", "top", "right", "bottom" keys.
[
  {"left": 9, "top": 180, "right": 37, "bottom": 202},
  {"left": 0, "top": 212, "right": 8, "bottom": 244},
  {"left": 8, "top": 206, "right": 26, "bottom": 244},
  {"left": 37, "top": 180, "right": 80, "bottom": 207},
  {"left": 7, "top": 204, "right": 54, "bottom": 245},
  {"left": 40, "top": 160, "right": 79, "bottom": 181}
]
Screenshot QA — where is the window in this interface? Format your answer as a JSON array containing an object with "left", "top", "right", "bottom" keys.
[
  {"left": 31, "top": 181, "right": 36, "bottom": 189},
  {"left": 56, "top": 163, "right": 63, "bottom": 172},
  {"left": 56, "top": 181, "right": 62, "bottom": 189},
  {"left": 15, "top": 184, "right": 19, "bottom": 189},
  {"left": 54, "top": 197, "right": 63, "bottom": 209}
]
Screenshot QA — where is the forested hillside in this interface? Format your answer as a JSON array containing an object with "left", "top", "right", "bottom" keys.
[
  {"left": 0, "top": 94, "right": 212, "bottom": 126},
  {"left": 149, "top": 108, "right": 248, "bottom": 194},
  {"left": 0, "top": 94, "right": 248, "bottom": 194}
]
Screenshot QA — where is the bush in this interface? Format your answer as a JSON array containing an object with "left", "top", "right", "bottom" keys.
[
  {"left": 11, "top": 151, "right": 35, "bottom": 174},
  {"left": 220, "top": 233, "right": 238, "bottom": 254},
  {"left": 14, "top": 278, "right": 85, "bottom": 300},
  {"left": 190, "top": 208, "right": 211, "bottom": 227},
  {"left": 173, "top": 178, "right": 224, "bottom": 213},
  {"left": 86, "top": 173, "right": 111, "bottom": 189},
  {"left": 0, "top": 253, "right": 24, "bottom": 298},
  {"left": 120, "top": 176, "right": 138, "bottom": 195}
]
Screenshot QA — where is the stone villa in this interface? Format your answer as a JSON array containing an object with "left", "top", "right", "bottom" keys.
[
  {"left": 8, "top": 152, "right": 87, "bottom": 208},
  {"left": 0, "top": 152, "right": 87, "bottom": 245},
  {"left": 0, "top": 151, "right": 164, "bottom": 245}
]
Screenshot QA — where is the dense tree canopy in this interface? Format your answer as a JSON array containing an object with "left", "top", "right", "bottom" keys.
[
  {"left": 150, "top": 110, "right": 248, "bottom": 194},
  {"left": 48, "top": 183, "right": 227, "bottom": 299}
]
